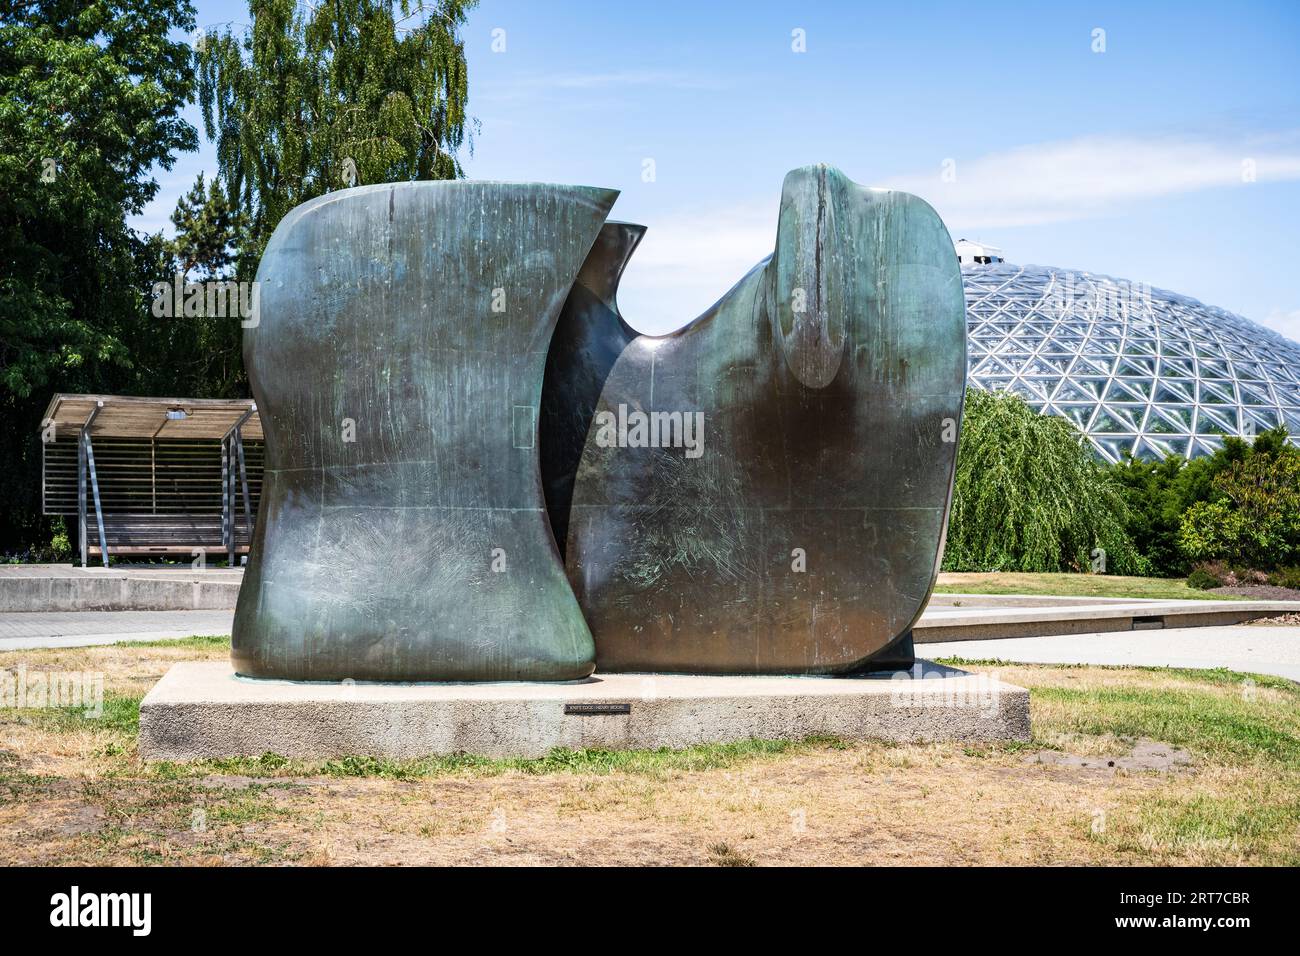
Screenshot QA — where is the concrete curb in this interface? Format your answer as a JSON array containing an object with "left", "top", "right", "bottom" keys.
[{"left": 914, "top": 596, "right": 1300, "bottom": 643}]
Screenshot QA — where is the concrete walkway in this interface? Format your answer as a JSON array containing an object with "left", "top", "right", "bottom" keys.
[
  {"left": 923, "top": 624, "right": 1300, "bottom": 682},
  {"left": 0, "top": 610, "right": 234, "bottom": 650},
  {"left": 1, "top": 599, "right": 1297, "bottom": 683}
]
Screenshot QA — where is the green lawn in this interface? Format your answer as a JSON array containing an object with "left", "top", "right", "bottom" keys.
[
  {"left": 934, "top": 571, "right": 1248, "bottom": 601},
  {"left": 3, "top": 635, "right": 1299, "bottom": 864}
]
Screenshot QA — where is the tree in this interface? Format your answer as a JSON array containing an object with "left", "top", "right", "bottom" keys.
[
  {"left": 1107, "top": 454, "right": 1189, "bottom": 575},
  {"left": 0, "top": 0, "right": 197, "bottom": 398},
  {"left": 943, "top": 389, "right": 1146, "bottom": 574},
  {"left": 167, "top": 172, "right": 243, "bottom": 280},
  {"left": 0, "top": 0, "right": 198, "bottom": 555},
  {"left": 1110, "top": 428, "right": 1294, "bottom": 575},
  {"left": 1179, "top": 435, "right": 1300, "bottom": 570},
  {"left": 196, "top": 0, "right": 475, "bottom": 274},
  {"left": 137, "top": 173, "right": 249, "bottom": 398}
]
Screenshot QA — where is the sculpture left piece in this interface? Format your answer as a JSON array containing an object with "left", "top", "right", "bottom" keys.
[{"left": 232, "top": 181, "right": 618, "bottom": 681}]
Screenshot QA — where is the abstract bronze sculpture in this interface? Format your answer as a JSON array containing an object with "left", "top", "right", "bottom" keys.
[
  {"left": 543, "top": 166, "right": 966, "bottom": 674},
  {"left": 234, "top": 166, "right": 965, "bottom": 681},
  {"left": 233, "top": 181, "right": 616, "bottom": 681}
]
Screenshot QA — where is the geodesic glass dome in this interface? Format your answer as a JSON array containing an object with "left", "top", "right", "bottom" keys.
[{"left": 962, "top": 263, "right": 1300, "bottom": 463}]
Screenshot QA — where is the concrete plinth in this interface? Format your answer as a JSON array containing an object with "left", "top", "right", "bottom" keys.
[{"left": 139, "top": 661, "right": 1029, "bottom": 760}]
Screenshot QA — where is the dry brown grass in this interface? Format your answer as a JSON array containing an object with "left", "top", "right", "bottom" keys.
[{"left": 2, "top": 639, "right": 1297, "bottom": 866}]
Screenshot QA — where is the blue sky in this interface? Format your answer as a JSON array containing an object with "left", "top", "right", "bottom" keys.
[{"left": 142, "top": 1, "right": 1300, "bottom": 337}]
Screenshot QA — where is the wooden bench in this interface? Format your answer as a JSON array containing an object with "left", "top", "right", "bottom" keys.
[{"left": 87, "top": 513, "right": 253, "bottom": 558}]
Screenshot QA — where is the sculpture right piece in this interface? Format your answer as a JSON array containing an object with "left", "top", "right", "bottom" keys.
[{"left": 542, "top": 165, "right": 967, "bottom": 674}]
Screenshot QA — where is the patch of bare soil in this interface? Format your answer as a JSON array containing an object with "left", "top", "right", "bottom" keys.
[
  {"left": 1245, "top": 612, "right": 1300, "bottom": 626},
  {"left": 1024, "top": 738, "right": 1193, "bottom": 775},
  {"left": 1210, "top": 584, "right": 1300, "bottom": 602}
]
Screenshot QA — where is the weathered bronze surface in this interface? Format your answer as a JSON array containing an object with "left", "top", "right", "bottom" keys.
[
  {"left": 233, "top": 181, "right": 616, "bottom": 681},
  {"left": 542, "top": 165, "right": 966, "bottom": 674},
  {"left": 235, "top": 166, "right": 962, "bottom": 682}
]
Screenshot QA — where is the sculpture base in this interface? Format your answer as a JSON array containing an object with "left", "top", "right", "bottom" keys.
[{"left": 139, "top": 662, "right": 1030, "bottom": 761}]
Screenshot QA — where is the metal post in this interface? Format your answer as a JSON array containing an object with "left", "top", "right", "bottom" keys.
[
  {"left": 228, "top": 438, "right": 237, "bottom": 567},
  {"left": 235, "top": 429, "right": 252, "bottom": 522},
  {"left": 83, "top": 432, "right": 109, "bottom": 567},
  {"left": 77, "top": 428, "right": 87, "bottom": 567},
  {"left": 224, "top": 405, "right": 256, "bottom": 567},
  {"left": 221, "top": 434, "right": 231, "bottom": 566},
  {"left": 78, "top": 401, "right": 104, "bottom": 566}
]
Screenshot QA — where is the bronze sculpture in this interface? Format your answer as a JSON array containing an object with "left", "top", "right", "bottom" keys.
[
  {"left": 543, "top": 166, "right": 966, "bottom": 674},
  {"left": 235, "top": 166, "right": 965, "bottom": 681},
  {"left": 233, "top": 181, "right": 616, "bottom": 681}
]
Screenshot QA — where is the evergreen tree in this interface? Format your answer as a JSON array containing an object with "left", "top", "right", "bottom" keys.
[{"left": 139, "top": 173, "right": 249, "bottom": 398}]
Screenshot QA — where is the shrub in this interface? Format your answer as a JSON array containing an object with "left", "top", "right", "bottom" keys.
[
  {"left": 1110, "top": 427, "right": 1299, "bottom": 576},
  {"left": 1186, "top": 564, "right": 1225, "bottom": 590},
  {"left": 1109, "top": 454, "right": 1201, "bottom": 576},
  {"left": 48, "top": 519, "right": 71, "bottom": 562},
  {"left": 1268, "top": 567, "right": 1300, "bottom": 591},
  {"left": 943, "top": 389, "right": 1146, "bottom": 574},
  {"left": 1178, "top": 447, "right": 1300, "bottom": 570}
]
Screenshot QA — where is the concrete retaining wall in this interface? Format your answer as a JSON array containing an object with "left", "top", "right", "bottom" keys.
[{"left": 0, "top": 566, "right": 241, "bottom": 612}]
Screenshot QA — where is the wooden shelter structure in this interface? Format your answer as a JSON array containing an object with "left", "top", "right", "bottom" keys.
[{"left": 41, "top": 394, "right": 264, "bottom": 566}]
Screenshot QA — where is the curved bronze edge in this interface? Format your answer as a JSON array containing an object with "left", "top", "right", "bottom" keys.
[
  {"left": 771, "top": 164, "right": 849, "bottom": 389},
  {"left": 548, "top": 165, "right": 967, "bottom": 675},
  {"left": 234, "top": 180, "right": 617, "bottom": 682},
  {"left": 575, "top": 221, "right": 647, "bottom": 315},
  {"left": 540, "top": 221, "right": 647, "bottom": 561}
]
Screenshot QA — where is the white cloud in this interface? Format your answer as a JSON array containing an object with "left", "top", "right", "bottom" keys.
[
  {"left": 617, "top": 132, "right": 1300, "bottom": 327},
  {"left": 616, "top": 201, "right": 775, "bottom": 334},
  {"left": 1263, "top": 308, "right": 1300, "bottom": 343},
  {"left": 885, "top": 133, "right": 1300, "bottom": 230}
]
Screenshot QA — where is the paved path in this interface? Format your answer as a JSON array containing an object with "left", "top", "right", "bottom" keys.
[
  {"left": 924, "top": 624, "right": 1300, "bottom": 682},
  {"left": 3, "top": 611, "right": 1298, "bottom": 684},
  {"left": 0, "top": 610, "right": 233, "bottom": 650}
]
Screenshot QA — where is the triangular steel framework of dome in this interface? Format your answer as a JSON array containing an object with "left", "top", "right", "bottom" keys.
[{"left": 962, "top": 264, "right": 1300, "bottom": 464}]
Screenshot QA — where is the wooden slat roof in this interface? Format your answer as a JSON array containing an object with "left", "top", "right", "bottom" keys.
[{"left": 42, "top": 394, "right": 263, "bottom": 441}]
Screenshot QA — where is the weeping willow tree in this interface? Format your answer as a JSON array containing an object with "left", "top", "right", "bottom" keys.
[
  {"left": 196, "top": 0, "right": 475, "bottom": 274},
  {"left": 942, "top": 389, "right": 1147, "bottom": 574}
]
